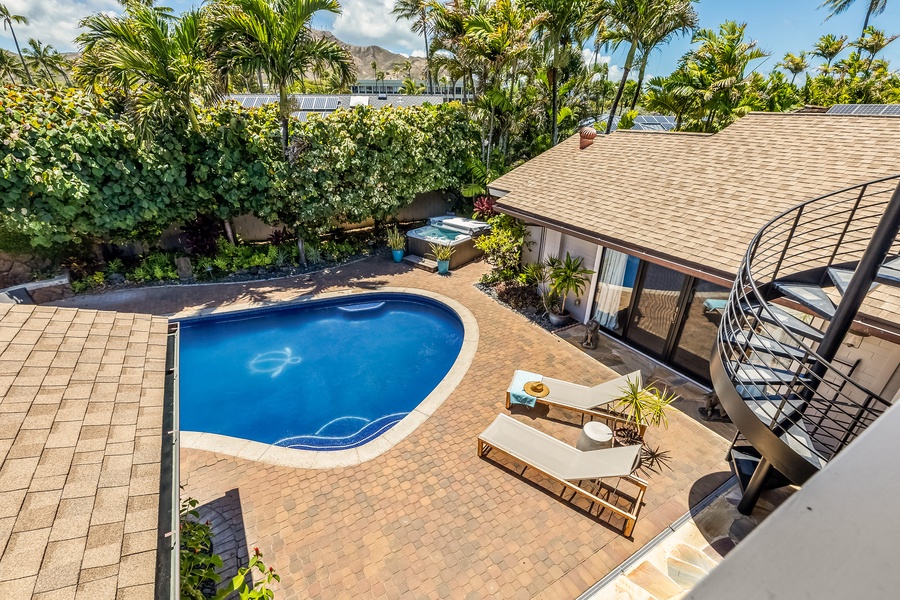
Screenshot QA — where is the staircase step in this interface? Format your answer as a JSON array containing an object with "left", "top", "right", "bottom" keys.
[
  {"left": 626, "top": 561, "right": 683, "bottom": 600},
  {"left": 782, "top": 421, "right": 827, "bottom": 470},
  {"left": 745, "top": 396, "right": 805, "bottom": 425},
  {"left": 876, "top": 256, "right": 900, "bottom": 286},
  {"left": 669, "top": 544, "right": 718, "bottom": 573},
  {"left": 667, "top": 556, "right": 709, "bottom": 589},
  {"left": 731, "top": 363, "right": 813, "bottom": 386},
  {"left": 773, "top": 282, "right": 836, "bottom": 319},
  {"left": 827, "top": 267, "right": 878, "bottom": 296},
  {"left": 728, "top": 331, "right": 813, "bottom": 362},
  {"left": 744, "top": 303, "right": 824, "bottom": 342},
  {"left": 402, "top": 254, "right": 437, "bottom": 272}
]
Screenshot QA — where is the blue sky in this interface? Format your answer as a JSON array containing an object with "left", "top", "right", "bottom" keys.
[{"left": 3, "top": 0, "right": 900, "bottom": 80}]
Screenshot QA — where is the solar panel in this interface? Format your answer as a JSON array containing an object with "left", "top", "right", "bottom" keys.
[
  {"left": 826, "top": 104, "right": 900, "bottom": 116},
  {"left": 324, "top": 97, "right": 340, "bottom": 110},
  {"left": 312, "top": 97, "right": 326, "bottom": 110}
]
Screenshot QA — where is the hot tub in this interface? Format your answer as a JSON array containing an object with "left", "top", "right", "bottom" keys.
[{"left": 407, "top": 216, "right": 491, "bottom": 269}]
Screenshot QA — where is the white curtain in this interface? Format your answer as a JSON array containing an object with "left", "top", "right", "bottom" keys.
[{"left": 593, "top": 249, "right": 629, "bottom": 330}]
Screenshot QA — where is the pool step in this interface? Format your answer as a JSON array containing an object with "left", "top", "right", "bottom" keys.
[{"left": 403, "top": 254, "right": 438, "bottom": 272}]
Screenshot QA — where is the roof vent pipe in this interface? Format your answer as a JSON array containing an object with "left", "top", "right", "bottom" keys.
[{"left": 580, "top": 126, "right": 597, "bottom": 149}]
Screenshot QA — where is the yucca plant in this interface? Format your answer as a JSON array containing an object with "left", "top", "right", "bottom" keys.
[
  {"left": 386, "top": 225, "right": 405, "bottom": 251},
  {"left": 616, "top": 378, "right": 678, "bottom": 440},
  {"left": 429, "top": 243, "right": 455, "bottom": 262}
]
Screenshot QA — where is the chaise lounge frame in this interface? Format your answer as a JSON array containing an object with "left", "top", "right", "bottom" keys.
[
  {"left": 477, "top": 414, "right": 648, "bottom": 537},
  {"left": 506, "top": 371, "right": 646, "bottom": 437}
]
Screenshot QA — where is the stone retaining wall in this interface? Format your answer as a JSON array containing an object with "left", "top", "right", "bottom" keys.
[{"left": 0, "top": 252, "right": 52, "bottom": 288}]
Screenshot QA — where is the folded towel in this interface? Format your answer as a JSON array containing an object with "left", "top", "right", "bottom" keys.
[{"left": 508, "top": 370, "right": 543, "bottom": 408}]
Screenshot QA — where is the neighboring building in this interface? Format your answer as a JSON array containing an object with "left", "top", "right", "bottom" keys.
[
  {"left": 225, "top": 94, "right": 447, "bottom": 121},
  {"left": 351, "top": 79, "right": 464, "bottom": 98}
]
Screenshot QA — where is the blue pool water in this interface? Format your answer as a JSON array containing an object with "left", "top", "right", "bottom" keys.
[{"left": 177, "top": 293, "right": 464, "bottom": 450}]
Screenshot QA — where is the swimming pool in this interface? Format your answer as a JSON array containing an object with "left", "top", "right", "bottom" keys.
[{"left": 177, "top": 293, "right": 464, "bottom": 451}]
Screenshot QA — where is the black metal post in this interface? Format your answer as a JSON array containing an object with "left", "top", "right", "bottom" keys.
[
  {"left": 815, "top": 181, "right": 900, "bottom": 366},
  {"left": 737, "top": 457, "right": 772, "bottom": 515}
]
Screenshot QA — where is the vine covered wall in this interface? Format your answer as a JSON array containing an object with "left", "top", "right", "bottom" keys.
[{"left": 0, "top": 86, "right": 477, "bottom": 251}]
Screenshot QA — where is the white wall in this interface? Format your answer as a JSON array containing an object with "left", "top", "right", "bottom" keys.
[{"left": 557, "top": 234, "right": 602, "bottom": 324}]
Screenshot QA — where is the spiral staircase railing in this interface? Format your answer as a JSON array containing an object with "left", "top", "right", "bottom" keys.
[{"left": 711, "top": 174, "right": 900, "bottom": 514}]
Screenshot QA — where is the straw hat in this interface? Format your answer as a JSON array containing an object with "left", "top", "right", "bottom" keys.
[{"left": 523, "top": 381, "right": 550, "bottom": 398}]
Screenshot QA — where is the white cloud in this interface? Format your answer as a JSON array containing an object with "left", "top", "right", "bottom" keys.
[
  {"left": 411, "top": 49, "right": 425, "bottom": 58},
  {"left": 0, "top": 0, "right": 121, "bottom": 52},
  {"left": 581, "top": 48, "right": 623, "bottom": 80},
  {"left": 331, "top": 0, "right": 423, "bottom": 54}
]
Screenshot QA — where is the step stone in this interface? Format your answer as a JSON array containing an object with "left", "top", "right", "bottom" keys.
[{"left": 402, "top": 254, "right": 438, "bottom": 272}]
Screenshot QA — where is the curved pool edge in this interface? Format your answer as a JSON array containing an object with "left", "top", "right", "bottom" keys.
[{"left": 176, "top": 286, "right": 479, "bottom": 469}]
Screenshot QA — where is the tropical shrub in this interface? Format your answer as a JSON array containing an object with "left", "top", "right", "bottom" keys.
[
  {"left": 0, "top": 87, "right": 476, "bottom": 252},
  {"left": 475, "top": 214, "right": 530, "bottom": 283}
]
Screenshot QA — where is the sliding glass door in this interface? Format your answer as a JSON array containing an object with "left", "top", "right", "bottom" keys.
[
  {"left": 624, "top": 263, "right": 688, "bottom": 357},
  {"left": 592, "top": 249, "right": 640, "bottom": 336},
  {"left": 590, "top": 247, "right": 730, "bottom": 385}
]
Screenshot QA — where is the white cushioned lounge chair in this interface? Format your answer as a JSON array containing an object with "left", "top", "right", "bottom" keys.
[
  {"left": 477, "top": 413, "right": 647, "bottom": 536},
  {"left": 506, "top": 370, "right": 642, "bottom": 422}
]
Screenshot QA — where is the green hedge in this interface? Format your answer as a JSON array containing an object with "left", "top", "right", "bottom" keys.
[{"left": 0, "top": 86, "right": 477, "bottom": 249}]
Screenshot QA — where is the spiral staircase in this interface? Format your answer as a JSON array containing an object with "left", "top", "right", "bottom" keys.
[{"left": 711, "top": 175, "right": 900, "bottom": 514}]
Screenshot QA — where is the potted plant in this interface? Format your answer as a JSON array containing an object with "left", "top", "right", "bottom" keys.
[
  {"left": 615, "top": 378, "right": 677, "bottom": 443},
  {"left": 541, "top": 253, "right": 593, "bottom": 327},
  {"left": 429, "top": 243, "right": 455, "bottom": 274},
  {"left": 386, "top": 225, "right": 405, "bottom": 263}
]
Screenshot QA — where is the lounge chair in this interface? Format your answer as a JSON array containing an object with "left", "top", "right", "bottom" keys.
[
  {"left": 507, "top": 370, "right": 642, "bottom": 425},
  {"left": 477, "top": 414, "right": 647, "bottom": 536}
]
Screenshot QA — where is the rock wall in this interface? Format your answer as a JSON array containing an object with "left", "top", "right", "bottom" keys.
[{"left": 0, "top": 252, "right": 52, "bottom": 289}]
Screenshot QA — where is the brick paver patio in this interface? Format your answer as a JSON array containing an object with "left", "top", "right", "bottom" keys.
[{"left": 55, "top": 257, "right": 731, "bottom": 599}]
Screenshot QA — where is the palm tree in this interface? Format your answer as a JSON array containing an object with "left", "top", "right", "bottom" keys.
[
  {"left": 23, "top": 39, "right": 59, "bottom": 89},
  {"left": 0, "top": 49, "right": 24, "bottom": 84},
  {"left": 820, "top": 0, "right": 888, "bottom": 35},
  {"left": 778, "top": 51, "right": 809, "bottom": 85},
  {"left": 399, "top": 76, "right": 425, "bottom": 93},
  {"left": 670, "top": 21, "right": 769, "bottom": 132},
  {"left": 392, "top": 0, "right": 433, "bottom": 93},
  {"left": 811, "top": 33, "right": 848, "bottom": 73},
  {"left": 0, "top": 3, "right": 32, "bottom": 86},
  {"left": 208, "top": 0, "right": 353, "bottom": 153},
  {"left": 525, "top": 0, "right": 587, "bottom": 145},
  {"left": 628, "top": 0, "right": 698, "bottom": 110},
  {"left": 76, "top": 4, "right": 221, "bottom": 134},
  {"left": 590, "top": 0, "right": 697, "bottom": 135}
]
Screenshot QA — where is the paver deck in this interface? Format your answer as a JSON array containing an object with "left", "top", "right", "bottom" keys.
[{"left": 54, "top": 257, "right": 732, "bottom": 599}]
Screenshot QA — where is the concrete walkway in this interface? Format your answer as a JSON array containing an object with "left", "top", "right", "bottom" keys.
[{"left": 53, "top": 258, "right": 731, "bottom": 599}]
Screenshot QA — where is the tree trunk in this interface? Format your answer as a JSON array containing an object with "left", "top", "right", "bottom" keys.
[
  {"left": 44, "top": 65, "right": 58, "bottom": 90},
  {"left": 630, "top": 56, "right": 647, "bottom": 111},
  {"left": 279, "top": 85, "right": 289, "bottom": 154},
  {"left": 862, "top": 9, "right": 871, "bottom": 34},
  {"left": 605, "top": 44, "right": 636, "bottom": 135},
  {"left": 422, "top": 10, "right": 431, "bottom": 94},
  {"left": 223, "top": 220, "right": 236, "bottom": 246},
  {"left": 257, "top": 68, "right": 264, "bottom": 92},
  {"left": 296, "top": 235, "right": 307, "bottom": 267},
  {"left": 9, "top": 26, "right": 33, "bottom": 86},
  {"left": 60, "top": 68, "right": 71, "bottom": 87},
  {"left": 550, "top": 66, "right": 559, "bottom": 146}
]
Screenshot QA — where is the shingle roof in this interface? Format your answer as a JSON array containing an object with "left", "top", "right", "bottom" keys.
[
  {"left": 491, "top": 112, "right": 900, "bottom": 331},
  {"left": 0, "top": 304, "right": 170, "bottom": 598}
]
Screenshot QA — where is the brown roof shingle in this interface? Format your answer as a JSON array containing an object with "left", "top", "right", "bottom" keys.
[
  {"left": 0, "top": 303, "right": 169, "bottom": 599},
  {"left": 492, "top": 112, "right": 900, "bottom": 277}
]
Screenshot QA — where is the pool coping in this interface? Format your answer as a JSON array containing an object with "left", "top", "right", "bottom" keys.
[{"left": 174, "top": 286, "right": 479, "bottom": 469}]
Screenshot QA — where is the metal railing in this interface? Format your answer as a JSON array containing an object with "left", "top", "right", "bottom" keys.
[{"left": 714, "top": 175, "right": 900, "bottom": 475}]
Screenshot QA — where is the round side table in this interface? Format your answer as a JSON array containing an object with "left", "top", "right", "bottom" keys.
[{"left": 576, "top": 421, "right": 613, "bottom": 451}]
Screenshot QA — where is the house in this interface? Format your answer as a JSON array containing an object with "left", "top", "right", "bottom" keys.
[
  {"left": 488, "top": 111, "right": 900, "bottom": 398},
  {"left": 489, "top": 106, "right": 900, "bottom": 532}
]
